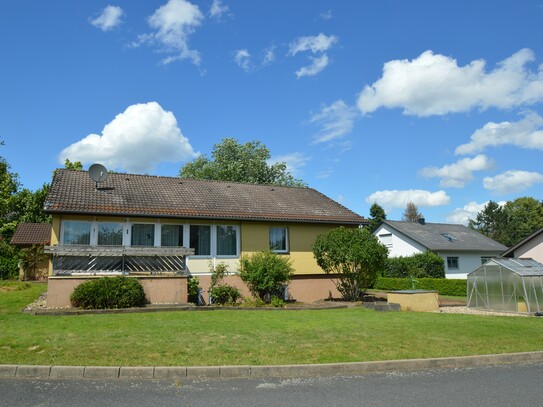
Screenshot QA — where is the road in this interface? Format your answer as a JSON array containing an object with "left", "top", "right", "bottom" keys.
[{"left": 1, "top": 362, "right": 542, "bottom": 407}]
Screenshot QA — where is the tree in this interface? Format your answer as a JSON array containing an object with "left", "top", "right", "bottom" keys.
[
  {"left": 368, "top": 202, "right": 386, "bottom": 231},
  {"left": 469, "top": 197, "right": 543, "bottom": 247},
  {"left": 402, "top": 202, "right": 423, "bottom": 222},
  {"left": 468, "top": 200, "right": 506, "bottom": 243},
  {"left": 312, "top": 227, "right": 388, "bottom": 301},
  {"left": 64, "top": 159, "right": 83, "bottom": 170},
  {"left": 179, "top": 138, "right": 306, "bottom": 187},
  {"left": 239, "top": 251, "right": 293, "bottom": 301}
]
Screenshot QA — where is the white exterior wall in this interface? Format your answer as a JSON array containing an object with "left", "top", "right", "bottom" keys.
[
  {"left": 437, "top": 251, "right": 487, "bottom": 279},
  {"left": 510, "top": 233, "right": 543, "bottom": 263},
  {"left": 374, "top": 224, "right": 426, "bottom": 257}
]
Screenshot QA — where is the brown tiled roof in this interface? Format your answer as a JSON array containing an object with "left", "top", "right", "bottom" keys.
[
  {"left": 11, "top": 223, "right": 52, "bottom": 245},
  {"left": 44, "top": 169, "right": 367, "bottom": 225}
]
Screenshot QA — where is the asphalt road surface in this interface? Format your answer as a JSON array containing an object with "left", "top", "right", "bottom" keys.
[{"left": 1, "top": 362, "right": 542, "bottom": 407}]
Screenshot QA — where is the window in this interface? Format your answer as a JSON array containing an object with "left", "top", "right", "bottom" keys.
[
  {"left": 441, "top": 233, "right": 458, "bottom": 242},
  {"left": 447, "top": 257, "right": 459, "bottom": 270},
  {"left": 270, "top": 227, "right": 288, "bottom": 253},
  {"left": 131, "top": 224, "right": 155, "bottom": 246},
  {"left": 97, "top": 222, "right": 123, "bottom": 246},
  {"left": 62, "top": 221, "right": 91, "bottom": 245},
  {"left": 379, "top": 233, "right": 393, "bottom": 248},
  {"left": 161, "top": 225, "right": 183, "bottom": 247},
  {"left": 190, "top": 225, "right": 211, "bottom": 256},
  {"left": 481, "top": 257, "right": 492, "bottom": 265},
  {"left": 216, "top": 225, "right": 238, "bottom": 256}
]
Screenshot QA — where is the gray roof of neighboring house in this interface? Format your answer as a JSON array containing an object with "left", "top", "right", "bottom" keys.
[
  {"left": 502, "top": 227, "right": 543, "bottom": 257},
  {"left": 44, "top": 169, "right": 366, "bottom": 225},
  {"left": 378, "top": 220, "right": 508, "bottom": 252},
  {"left": 11, "top": 223, "right": 52, "bottom": 245}
]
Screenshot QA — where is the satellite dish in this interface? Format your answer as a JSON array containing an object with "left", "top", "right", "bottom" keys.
[{"left": 88, "top": 163, "right": 109, "bottom": 189}]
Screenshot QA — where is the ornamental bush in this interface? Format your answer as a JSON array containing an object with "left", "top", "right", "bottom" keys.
[
  {"left": 210, "top": 285, "right": 242, "bottom": 305},
  {"left": 70, "top": 276, "right": 147, "bottom": 309},
  {"left": 239, "top": 251, "right": 293, "bottom": 301}
]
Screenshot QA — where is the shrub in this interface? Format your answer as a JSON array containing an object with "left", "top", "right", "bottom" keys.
[
  {"left": 373, "top": 277, "right": 466, "bottom": 296},
  {"left": 270, "top": 297, "right": 285, "bottom": 308},
  {"left": 0, "top": 241, "right": 19, "bottom": 280},
  {"left": 239, "top": 251, "right": 293, "bottom": 302},
  {"left": 70, "top": 276, "right": 147, "bottom": 309},
  {"left": 383, "top": 252, "right": 445, "bottom": 279},
  {"left": 240, "top": 297, "right": 266, "bottom": 307},
  {"left": 187, "top": 276, "right": 200, "bottom": 304},
  {"left": 312, "top": 227, "right": 388, "bottom": 301},
  {"left": 210, "top": 285, "right": 242, "bottom": 305}
]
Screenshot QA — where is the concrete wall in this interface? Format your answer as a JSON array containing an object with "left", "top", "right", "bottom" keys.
[{"left": 47, "top": 275, "right": 188, "bottom": 308}]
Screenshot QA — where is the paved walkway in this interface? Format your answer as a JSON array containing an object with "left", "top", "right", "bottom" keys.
[{"left": 2, "top": 351, "right": 542, "bottom": 380}]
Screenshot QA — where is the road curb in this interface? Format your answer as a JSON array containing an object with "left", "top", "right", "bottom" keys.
[{"left": 2, "top": 351, "right": 543, "bottom": 380}]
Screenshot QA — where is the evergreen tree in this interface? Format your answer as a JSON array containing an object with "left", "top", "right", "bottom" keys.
[{"left": 368, "top": 202, "right": 386, "bottom": 230}]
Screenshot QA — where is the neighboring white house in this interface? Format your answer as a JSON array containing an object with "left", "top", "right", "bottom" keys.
[
  {"left": 373, "top": 219, "right": 508, "bottom": 279},
  {"left": 501, "top": 227, "right": 543, "bottom": 264}
]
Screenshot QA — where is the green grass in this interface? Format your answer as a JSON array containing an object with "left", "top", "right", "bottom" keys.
[{"left": 1, "top": 282, "right": 542, "bottom": 367}]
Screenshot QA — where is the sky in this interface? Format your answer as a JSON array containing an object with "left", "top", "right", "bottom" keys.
[{"left": 1, "top": 0, "right": 543, "bottom": 224}]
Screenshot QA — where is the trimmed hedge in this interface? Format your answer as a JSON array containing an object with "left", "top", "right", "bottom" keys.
[
  {"left": 373, "top": 277, "right": 467, "bottom": 297},
  {"left": 383, "top": 252, "right": 445, "bottom": 279},
  {"left": 70, "top": 276, "right": 147, "bottom": 309}
]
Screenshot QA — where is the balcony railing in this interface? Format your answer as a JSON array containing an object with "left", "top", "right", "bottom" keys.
[{"left": 44, "top": 245, "right": 194, "bottom": 276}]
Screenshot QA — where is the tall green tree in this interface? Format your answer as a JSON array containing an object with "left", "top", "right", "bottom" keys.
[
  {"left": 179, "top": 138, "right": 306, "bottom": 187},
  {"left": 368, "top": 202, "right": 386, "bottom": 231},
  {"left": 312, "top": 227, "right": 388, "bottom": 301},
  {"left": 402, "top": 202, "right": 423, "bottom": 222},
  {"left": 469, "top": 197, "right": 543, "bottom": 247},
  {"left": 64, "top": 159, "right": 83, "bottom": 170}
]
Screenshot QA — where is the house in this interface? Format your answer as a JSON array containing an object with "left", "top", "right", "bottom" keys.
[
  {"left": 373, "top": 219, "right": 507, "bottom": 279},
  {"left": 501, "top": 227, "right": 543, "bottom": 263},
  {"left": 11, "top": 222, "right": 52, "bottom": 281},
  {"left": 43, "top": 169, "right": 366, "bottom": 306}
]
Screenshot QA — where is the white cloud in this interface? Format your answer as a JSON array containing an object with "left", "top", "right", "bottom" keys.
[
  {"left": 209, "top": 0, "right": 229, "bottom": 19},
  {"left": 483, "top": 170, "right": 543, "bottom": 195},
  {"left": 319, "top": 10, "right": 333, "bottom": 20},
  {"left": 357, "top": 48, "right": 543, "bottom": 116},
  {"left": 296, "top": 55, "right": 330, "bottom": 78},
  {"left": 455, "top": 112, "right": 543, "bottom": 155},
  {"left": 419, "top": 154, "right": 494, "bottom": 188},
  {"left": 234, "top": 49, "right": 252, "bottom": 72},
  {"left": 136, "top": 0, "right": 204, "bottom": 66},
  {"left": 309, "top": 100, "right": 357, "bottom": 143},
  {"left": 288, "top": 33, "right": 337, "bottom": 56},
  {"left": 366, "top": 189, "right": 450, "bottom": 210},
  {"left": 262, "top": 47, "right": 276, "bottom": 66},
  {"left": 288, "top": 33, "right": 337, "bottom": 78},
  {"left": 269, "top": 152, "right": 310, "bottom": 176},
  {"left": 446, "top": 201, "right": 489, "bottom": 225},
  {"left": 89, "top": 5, "right": 124, "bottom": 31},
  {"left": 59, "top": 102, "right": 197, "bottom": 173}
]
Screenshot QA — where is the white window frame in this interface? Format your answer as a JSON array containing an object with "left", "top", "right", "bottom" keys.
[
  {"left": 129, "top": 222, "right": 157, "bottom": 247},
  {"left": 60, "top": 220, "right": 92, "bottom": 245},
  {"left": 379, "top": 233, "right": 393, "bottom": 248},
  {"left": 215, "top": 225, "right": 240, "bottom": 258},
  {"left": 269, "top": 226, "right": 289, "bottom": 254},
  {"left": 447, "top": 256, "right": 459, "bottom": 270},
  {"left": 160, "top": 224, "right": 185, "bottom": 247}
]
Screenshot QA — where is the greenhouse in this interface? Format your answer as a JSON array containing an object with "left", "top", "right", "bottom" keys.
[{"left": 467, "top": 258, "right": 543, "bottom": 313}]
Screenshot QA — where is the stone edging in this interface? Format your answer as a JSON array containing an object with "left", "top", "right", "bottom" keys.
[{"left": 1, "top": 351, "right": 542, "bottom": 380}]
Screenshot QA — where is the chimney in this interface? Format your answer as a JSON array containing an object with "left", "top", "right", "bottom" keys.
[{"left": 417, "top": 217, "right": 425, "bottom": 225}]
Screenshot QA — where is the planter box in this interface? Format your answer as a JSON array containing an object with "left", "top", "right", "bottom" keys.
[{"left": 387, "top": 290, "right": 439, "bottom": 312}]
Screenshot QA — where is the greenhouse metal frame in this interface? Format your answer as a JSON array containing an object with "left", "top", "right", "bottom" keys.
[{"left": 467, "top": 258, "right": 543, "bottom": 313}]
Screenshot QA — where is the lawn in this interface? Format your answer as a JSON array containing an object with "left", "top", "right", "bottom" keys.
[{"left": 1, "top": 282, "right": 542, "bottom": 367}]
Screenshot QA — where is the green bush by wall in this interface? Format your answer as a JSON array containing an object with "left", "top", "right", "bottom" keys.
[
  {"left": 70, "top": 276, "right": 147, "bottom": 309},
  {"left": 374, "top": 277, "right": 466, "bottom": 296}
]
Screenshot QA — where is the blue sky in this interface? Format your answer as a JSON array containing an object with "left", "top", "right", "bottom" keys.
[{"left": 1, "top": 0, "right": 543, "bottom": 224}]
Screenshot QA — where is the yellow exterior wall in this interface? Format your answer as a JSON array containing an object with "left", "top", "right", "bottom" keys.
[{"left": 240, "top": 221, "right": 348, "bottom": 276}]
